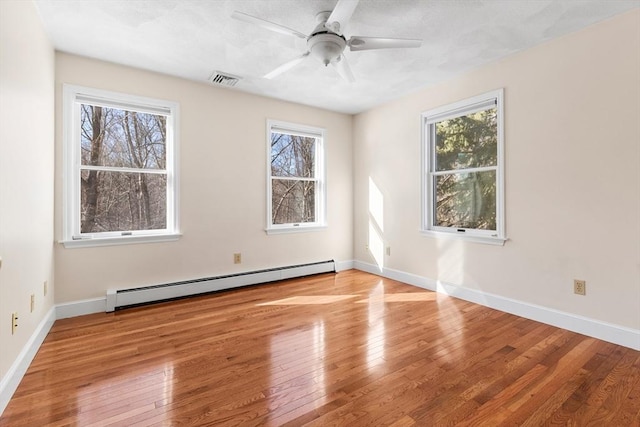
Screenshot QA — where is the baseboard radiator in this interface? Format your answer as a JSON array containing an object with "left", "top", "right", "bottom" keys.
[{"left": 105, "top": 260, "right": 335, "bottom": 312}]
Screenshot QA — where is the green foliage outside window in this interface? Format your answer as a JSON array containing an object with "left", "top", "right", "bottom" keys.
[{"left": 434, "top": 108, "right": 497, "bottom": 230}]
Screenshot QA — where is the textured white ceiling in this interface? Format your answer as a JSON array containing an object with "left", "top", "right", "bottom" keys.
[{"left": 34, "top": 0, "right": 639, "bottom": 114}]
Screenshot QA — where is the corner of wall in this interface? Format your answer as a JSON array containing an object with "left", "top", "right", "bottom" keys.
[{"left": 0, "top": 0, "right": 56, "bottom": 414}]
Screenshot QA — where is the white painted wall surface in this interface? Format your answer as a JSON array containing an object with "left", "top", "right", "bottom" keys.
[
  {"left": 0, "top": 0, "right": 55, "bottom": 392},
  {"left": 353, "top": 10, "right": 640, "bottom": 330},
  {"left": 54, "top": 53, "right": 354, "bottom": 303}
]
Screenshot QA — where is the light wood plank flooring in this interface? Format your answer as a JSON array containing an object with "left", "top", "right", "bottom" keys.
[{"left": 1, "top": 270, "right": 639, "bottom": 426}]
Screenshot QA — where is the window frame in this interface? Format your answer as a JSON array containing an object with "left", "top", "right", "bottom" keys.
[
  {"left": 61, "top": 84, "right": 180, "bottom": 248},
  {"left": 420, "top": 89, "right": 506, "bottom": 245},
  {"left": 266, "top": 119, "right": 327, "bottom": 234}
]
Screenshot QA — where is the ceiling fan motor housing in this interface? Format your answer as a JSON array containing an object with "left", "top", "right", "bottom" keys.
[
  {"left": 307, "top": 33, "right": 347, "bottom": 66},
  {"left": 231, "top": 2, "right": 423, "bottom": 81}
]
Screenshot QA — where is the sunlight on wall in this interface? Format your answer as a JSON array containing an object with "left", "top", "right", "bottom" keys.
[
  {"left": 368, "top": 177, "right": 385, "bottom": 270},
  {"left": 368, "top": 177, "right": 384, "bottom": 232},
  {"left": 436, "top": 238, "right": 465, "bottom": 287},
  {"left": 368, "top": 222, "right": 385, "bottom": 270}
]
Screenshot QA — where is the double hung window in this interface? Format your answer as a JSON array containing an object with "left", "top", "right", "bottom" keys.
[
  {"left": 421, "top": 89, "right": 505, "bottom": 245},
  {"left": 267, "top": 120, "right": 326, "bottom": 233},
  {"left": 62, "top": 85, "right": 179, "bottom": 247}
]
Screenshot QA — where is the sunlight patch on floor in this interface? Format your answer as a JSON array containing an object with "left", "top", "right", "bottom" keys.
[
  {"left": 356, "top": 292, "right": 438, "bottom": 303},
  {"left": 257, "top": 295, "right": 358, "bottom": 305}
]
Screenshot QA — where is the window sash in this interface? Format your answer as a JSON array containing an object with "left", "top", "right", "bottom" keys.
[
  {"left": 271, "top": 176, "right": 317, "bottom": 182},
  {"left": 269, "top": 125, "right": 322, "bottom": 140},
  {"left": 429, "top": 109, "right": 498, "bottom": 172},
  {"left": 421, "top": 89, "right": 504, "bottom": 242},
  {"left": 63, "top": 84, "right": 179, "bottom": 245},
  {"left": 430, "top": 165, "right": 497, "bottom": 176},
  {"left": 79, "top": 165, "right": 168, "bottom": 174},
  {"left": 430, "top": 169, "right": 497, "bottom": 231},
  {"left": 267, "top": 120, "right": 325, "bottom": 230},
  {"left": 270, "top": 133, "right": 318, "bottom": 180},
  {"left": 75, "top": 95, "right": 171, "bottom": 116},
  {"left": 425, "top": 98, "right": 497, "bottom": 125}
]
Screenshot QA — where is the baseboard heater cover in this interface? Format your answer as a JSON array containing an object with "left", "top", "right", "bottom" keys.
[{"left": 105, "top": 260, "right": 335, "bottom": 312}]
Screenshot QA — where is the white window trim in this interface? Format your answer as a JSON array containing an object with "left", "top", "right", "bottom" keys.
[
  {"left": 420, "top": 89, "right": 506, "bottom": 245},
  {"left": 61, "top": 84, "right": 180, "bottom": 248},
  {"left": 266, "top": 119, "right": 327, "bottom": 234}
]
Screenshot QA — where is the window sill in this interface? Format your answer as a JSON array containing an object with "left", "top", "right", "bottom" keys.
[
  {"left": 420, "top": 230, "right": 506, "bottom": 246},
  {"left": 60, "top": 233, "right": 182, "bottom": 248},
  {"left": 266, "top": 225, "right": 327, "bottom": 235}
]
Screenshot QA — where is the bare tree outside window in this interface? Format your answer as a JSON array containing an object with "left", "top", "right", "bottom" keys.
[
  {"left": 80, "top": 105, "right": 167, "bottom": 233},
  {"left": 270, "top": 132, "right": 317, "bottom": 224}
]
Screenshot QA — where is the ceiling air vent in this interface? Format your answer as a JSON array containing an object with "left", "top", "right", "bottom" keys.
[{"left": 209, "top": 71, "right": 241, "bottom": 87}]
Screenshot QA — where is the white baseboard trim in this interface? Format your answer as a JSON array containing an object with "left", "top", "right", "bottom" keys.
[
  {"left": 0, "top": 306, "right": 56, "bottom": 415},
  {"left": 353, "top": 260, "right": 640, "bottom": 351},
  {"left": 106, "top": 261, "right": 336, "bottom": 311},
  {"left": 56, "top": 297, "right": 106, "bottom": 319},
  {"left": 58, "top": 260, "right": 352, "bottom": 317},
  {"left": 50, "top": 261, "right": 353, "bottom": 320},
  {"left": 1, "top": 299, "right": 104, "bottom": 415},
  {"left": 335, "top": 260, "right": 354, "bottom": 271}
]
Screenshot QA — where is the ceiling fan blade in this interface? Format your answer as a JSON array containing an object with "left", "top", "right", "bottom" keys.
[
  {"left": 264, "top": 52, "right": 310, "bottom": 79},
  {"left": 325, "top": 0, "right": 359, "bottom": 35},
  {"left": 332, "top": 54, "right": 355, "bottom": 83},
  {"left": 232, "top": 11, "right": 307, "bottom": 39},
  {"left": 348, "top": 36, "right": 422, "bottom": 51}
]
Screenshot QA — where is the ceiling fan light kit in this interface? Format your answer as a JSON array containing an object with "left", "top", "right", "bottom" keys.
[
  {"left": 308, "top": 11, "right": 346, "bottom": 66},
  {"left": 308, "top": 33, "right": 346, "bottom": 66},
  {"left": 232, "top": 0, "right": 423, "bottom": 82}
]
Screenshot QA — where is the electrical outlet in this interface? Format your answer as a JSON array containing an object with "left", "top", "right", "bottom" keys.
[
  {"left": 234, "top": 253, "right": 242, "bottom": 264},
  {"left": 386, "top": 247, "right": 391, "bottom": 256},
  {"left": 44, "top": 281, "right": 48, "bottom": 296},
  {"left": 12, "top": 312, "right": 18, "bottom": 334},
  {"left": 574, "top": 279, "right": 586, "bottom": 296},
  {"left": 30, "top": 294, "right": 35, "bottom": 313}
]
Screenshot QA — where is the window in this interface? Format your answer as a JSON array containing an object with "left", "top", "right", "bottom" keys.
[
  {"left": 421, "top": 89, "right": 505, "bottom": 245},
  {"left": 62, "top": 85, "right": 179, "bottom": 247},
  {"left": 267, "top": 120, "right": 326, "bottom": 233}
]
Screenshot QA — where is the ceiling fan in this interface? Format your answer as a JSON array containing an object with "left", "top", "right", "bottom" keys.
[{"left": 231, "top": 0, "right": 422, "bottom": 82}]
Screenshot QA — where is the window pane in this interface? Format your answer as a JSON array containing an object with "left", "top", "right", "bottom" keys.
[
  {"left": 80, "top": 170, "right": 166, "bottom": 233},
  {"left": 435, "top": 107, "right": 497, "bottom": 171},
  {"left": 80, "top": 104, "right": 166, "bottom": 169},
  {"left": 271, "top": 179, "right": 316, "bottom": 224},
  {"left": 435, "top": 170, "right": 496, "bottom": 230},
  {"left": 271, "top": 132, "right": 315, "bottom": 178}
]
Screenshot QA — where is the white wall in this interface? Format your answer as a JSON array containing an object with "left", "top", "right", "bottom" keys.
[
  {"left": 353, "top": 10, "right": 640, "bottom": 330},
  {"left": 54, "top": 53, "right": 354, "bottom": 303},
  {"left": 0, "top": 0, "right": 55, "bottom": 390}
]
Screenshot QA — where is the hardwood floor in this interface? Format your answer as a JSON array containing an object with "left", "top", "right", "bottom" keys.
[{"left": 1, "top": 270, "right": 639, "bottom": 426}]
